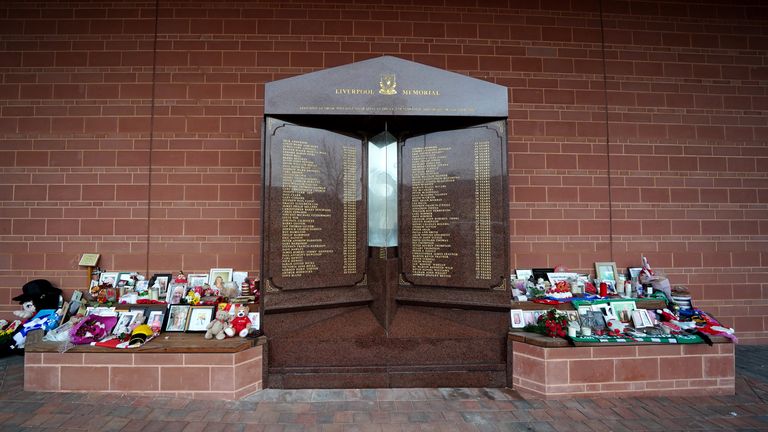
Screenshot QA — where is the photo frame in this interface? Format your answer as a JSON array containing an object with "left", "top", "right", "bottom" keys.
[
  {"left": 628, "top": 267, "right": 642, "bottom": 280},
  {"left": 532, "top": 268, "right": 555, "bottom": 282},
  {"left": 522, "top": 311, "right": 537, "bottom": 326},
  {"left": 592, "top": 303, "right": 617, "bottom": 322},
  {"left": 232, "top": 271, "right": 248, "bottom": 287},
  {"left": 248, "top": 312, "right": 261, "bottom": 332},
  {"left": 166, "top": 305, "right": 191, "bottom": 332},
  {"left": 515, "top": 269, "right": 532, "bottom": 281},
  {"left": 187, "top": 273, "right": 209, "bottom": 288},
  {"left": 116, "top": 272, "right": 134, "bottom": 287},
  {"left": 99, "top": 271, "right": 119, "bottom": 287},
  {"left": 632, "top": 309, "right": 653, "bottom": 328},
  {"left": 166, "top": 283, "right": 187, "bottom": 305},
  {"left": 611, "top": 300, "right": 637, "bottom": 323},
  {"left": 129, "top": 306, "right": 149, "bottom": 323},
  {"left": 150, "top": 273, "right": 172, "bottom": 298},
  {"left": 590, "top": 311, "right": 607, "bottom": 330},
  {"left": 146, "top": 310, "right": 166, "bottom": 332},
  {"left": 113, "top": 311, "right": 140, "bottom": 335},
  {"left": 187, "top": 306, "right": 215, "bottom": 332},
  {"left": 594, "top": 262, "right": 619, "bottom": 282},
  {"left": 209, "top": 268, "right": 233, "bottom": 292},
  {"left": 565, "top": 310, "right": 579, "bottom": 324},
  {"left": 510, "top": 309, "right": 525, "bottom": 328}
]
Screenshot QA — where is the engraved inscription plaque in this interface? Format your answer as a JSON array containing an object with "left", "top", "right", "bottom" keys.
[
  {"left": 400, "top": 123, "right": 507, "bottom": 289},
  {"left": 265, "top": 122, "right": 366, "bottom": 290}
]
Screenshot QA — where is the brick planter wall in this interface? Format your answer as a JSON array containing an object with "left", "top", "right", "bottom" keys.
[
  {"left": 24, "top": 346, "right": 263, "bottom": 400},
  {"left": 510, "top": 335, "right": 735, "bottom": 399}
]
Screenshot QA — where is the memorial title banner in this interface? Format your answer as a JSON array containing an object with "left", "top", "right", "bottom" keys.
[{"left": 265, "top": 56, "right": 507, "bottom": 117}]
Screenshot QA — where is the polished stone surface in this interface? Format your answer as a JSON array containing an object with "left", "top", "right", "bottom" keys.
[{"left": 0, "top": 345, "right": 766, "bottom": 430}]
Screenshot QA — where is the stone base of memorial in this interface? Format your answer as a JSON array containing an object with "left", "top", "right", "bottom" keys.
[
  {"left": 24, "top": 332, "right": 265, "bottom": 400},
  {"left": 508, "top": 332, "right": 735, "bottom": 399}
]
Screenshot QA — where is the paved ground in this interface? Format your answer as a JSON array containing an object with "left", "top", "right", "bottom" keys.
[{"left": 0, "top": 346, "right": 766, "bottom": 431}]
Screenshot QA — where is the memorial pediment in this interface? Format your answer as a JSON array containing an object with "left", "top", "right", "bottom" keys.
[{"left": 265, "top": 56, "right": 507, "bottom": 117}]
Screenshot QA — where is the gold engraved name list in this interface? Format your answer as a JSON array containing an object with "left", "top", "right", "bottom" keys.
[
  {"left": 410, "top": 146, "right": 459, "bottom": 278},
  {"left": 474, "top": 141, "right": 491, "bottom": 280},
  {"left": 342, "top": 147, "right": 357, "bottom": 274},
  {"left": 281, "top": 139, "right": 333, "bottom": 277}
]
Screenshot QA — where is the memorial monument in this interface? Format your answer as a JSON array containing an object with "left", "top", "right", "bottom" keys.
[{"left": 261, "top": 56, "right": 510, "bottom": 387}]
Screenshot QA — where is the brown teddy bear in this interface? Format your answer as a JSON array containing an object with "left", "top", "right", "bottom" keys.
[{"left": 205, "top": 309, "right": 230, "bottom": 340}]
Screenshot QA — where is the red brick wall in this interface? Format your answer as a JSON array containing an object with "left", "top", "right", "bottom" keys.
[{"left": 1, "top": 1, "right": 766, "bottom": 341}]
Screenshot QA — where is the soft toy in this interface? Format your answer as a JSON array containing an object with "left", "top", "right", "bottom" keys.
[
  {"left": 221, "top": 281, "right": 238, "bottom": 299},
  {"left": 205, "top": 310, "right": 230, "bottom": 340},
  {"left": 12, "top": 279, "right": 62, "bottom": 321},
  {"left": 14, "top": 301, "right": 36, "bottom": 320},
  {"left": 226, "top": 305, "right": 252, "bottom": 338}
]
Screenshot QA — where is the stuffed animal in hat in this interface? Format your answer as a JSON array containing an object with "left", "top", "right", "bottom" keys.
[
  {"left": 225, "top": 305, "right": 251, "bottom": 338},
  {"left": 12, "top": 279, "right": 63, "bottom": 321}
]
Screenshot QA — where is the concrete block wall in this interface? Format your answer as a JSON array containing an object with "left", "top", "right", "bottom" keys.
[{"left": 0, "top": 0, "right": 766, "bottom": 341}]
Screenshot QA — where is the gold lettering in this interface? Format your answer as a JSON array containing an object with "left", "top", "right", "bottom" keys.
[
  {"left": 335, "top": 88, "right": 375, "bottom": 95},
  {"left": 402, "top": 89, "right": 440, "bottom": 96}
]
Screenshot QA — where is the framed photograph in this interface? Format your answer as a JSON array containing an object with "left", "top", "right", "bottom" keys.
[
  {"left": 187, "top": 306, "right": 215, "bottom": 332},
  {"left": 592, "top": 303, "right": 617, "bottom": 322},
  {"left": 532, "top": 268, "right": 555, "bottom": 282},
  {"left": 129, "top": 306, "right": 149, "bottom": 323},
  {"left": 232, "top": 271, "right": 248, "bottom": 287},
  {"left": 590, "top": 311, "right": 607, "bottom": 330},
  {"left": 510, "top": 309, "right": 525, "bottom": 328},
  {"left": 565, "top": 310, "right": 579, "bottom": 324},
  {"left": 522, "top": 311, "right": 537, "bottom": 326},
  {"left": 116, "top": 272, "right": 134, "bottom": 287},
  {"left": 248, "top": 312, "right": 260, "bottom": 332},
  {"left": 515, "top": 269, "right": 532, "bottom": 281},
  {"left": 576, "top": 304, "right": 592, "bottom": 316},
  {"left": 86, "top": 306, "right": 117, "bottom": 317},
  {"left": 150, "top": 273, "right": 172, "bottom": 298},
  {"left": 628, "top": 267, "right": 642, "bottom": 280},
  {"left": 594, "top": 262, "right": 619, "bottom": 282},
  {"left": 188, "top": 273, "right": 209, "bottom": 288},
  {"left": 632, "top": 309, "right": 653, "bottom": 328},
  {"left": 99, "top": 271, "right": 119, "bottom": 287},
  {"left": 113, "top": 311, "right": 140, "bottom": 335},
  {"left": 209, "top": 268, "right": 233, "bottom": 292},
  {"left": 166, "top": 305, "right": 191, "bottom": 332},
  {"left": 166, "top": 283, "right": 187, "bottom": 304},
  {"left": 146, "top": 310, "right": 166, "bottom": 331},
  {"left": 611, "top": 300, "right": 637, "bottom": 323}
]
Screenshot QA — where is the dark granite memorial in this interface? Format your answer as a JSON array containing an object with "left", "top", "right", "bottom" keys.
[{"left": 262, "top": 56, "right": 510, "bottom": 388}]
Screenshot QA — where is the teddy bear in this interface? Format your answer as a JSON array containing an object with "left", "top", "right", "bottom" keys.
[
  {"left": 205, "top": 309, "right": 230, "bottom": 340},
  {"left": 225, "top": 305, "right": 251, "bottom": 338}
]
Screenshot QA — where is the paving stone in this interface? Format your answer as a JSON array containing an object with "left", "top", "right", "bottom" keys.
[{"left": 0, "top": 346, "right": 766, "bottom": 431}]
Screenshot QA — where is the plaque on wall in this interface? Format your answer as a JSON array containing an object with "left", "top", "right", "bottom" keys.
[
  {"left": 264, "top": 121, "right": 366, "bottom": 290},
  {"left": 400, "top": 122, "right": 507, "bottom": 289}
]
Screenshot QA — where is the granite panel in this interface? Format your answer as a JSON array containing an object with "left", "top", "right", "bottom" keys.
[
  {"left": 400, "top": 122, "right": 508, "bottom": 290},
  {"left": 263, "top": 121, "right": 366, "bottom": 291}
]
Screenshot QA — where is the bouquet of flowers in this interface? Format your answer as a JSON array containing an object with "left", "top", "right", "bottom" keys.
[{"left": 524, "top": 308, "right": 569, "bottom": 338}]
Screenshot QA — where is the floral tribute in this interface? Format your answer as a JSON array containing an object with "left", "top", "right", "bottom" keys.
[{"left": 524, "top": 308, "right": 569, "bottom": 338}]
